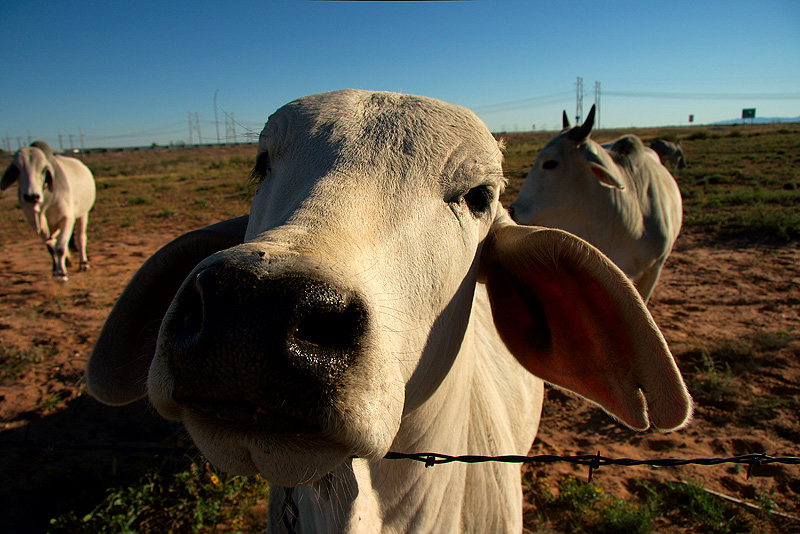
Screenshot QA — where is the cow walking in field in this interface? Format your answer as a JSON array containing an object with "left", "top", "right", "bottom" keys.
[
  {"left": 650, "top": 139, "right": 687, "bottom": 170},
  {"left": 508, "top": 106, "right": 683, "bottom": 303},
  {"left": 2, "top": 141, "right": 96, "bottom": 281},
  {"left": 87, "top": 91, "right": 691, "bottom": 533}
]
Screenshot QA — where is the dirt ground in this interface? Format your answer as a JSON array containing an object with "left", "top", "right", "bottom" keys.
[
  {"left": 527, "top": 229, "right": 800, "bottom": 531},
  {"left": 1, "top": 209, "right": 799, "bottom": 531}
]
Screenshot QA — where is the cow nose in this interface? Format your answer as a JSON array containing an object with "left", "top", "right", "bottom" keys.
[
  {"left": 23, "top": 193, "right": 40, "bottom": 203},
  {"left": 507, "top": 205, "right": 516, "bottom": 221},
  {"left": 164, "top": 263, "right": 368, "bottom": 407}
]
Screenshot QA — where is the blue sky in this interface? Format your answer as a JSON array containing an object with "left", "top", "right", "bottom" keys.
[{"left": 2, "top": 0, "right": 798, "bottom": 149}]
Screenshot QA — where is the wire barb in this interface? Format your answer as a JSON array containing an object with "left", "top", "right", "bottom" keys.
[{"left": 588, "top": 451, "right": 601, "bottom": 482}]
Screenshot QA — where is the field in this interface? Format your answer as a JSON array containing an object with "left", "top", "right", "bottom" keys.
[{"left": 1, "top": 122, "right": 799, "bottom": 533}]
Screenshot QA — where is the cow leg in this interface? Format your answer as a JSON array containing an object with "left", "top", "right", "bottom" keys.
[
  {"left": 74, "top": 214, "right": 90, "bottom": 271},
  {"left": 45, "top": 240, "right": 58, "bottom": 274},
  {"left": 52, "top": 218, "right": 75, "bottom": 281},
  {"left": 35, "top": 210, "right": 51, "bottom": 242}
]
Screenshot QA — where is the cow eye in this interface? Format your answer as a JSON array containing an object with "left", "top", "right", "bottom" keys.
[
  {"left": 462, "top": 185, "right": 492, "bottom": 215},
  {"left": 250, "top": 151, "right": 271, "bottom": 183},
  {"left": 542, "top": 160, "right": 559, "bottom": 170}
]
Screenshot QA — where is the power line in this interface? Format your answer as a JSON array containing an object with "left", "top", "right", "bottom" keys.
[
  {"left": 604, "top": 90, "right": 800, "bottom": 100},
  {"left": 470, "top": 92, "right": 573, "bottom": 114}
]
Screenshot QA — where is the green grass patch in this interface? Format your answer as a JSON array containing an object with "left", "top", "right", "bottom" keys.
[
  {"left": 0, "top": 344, "right": 59, "bottom": 385},
  {"left": 526, "top": 474, "right": 655, "bottom": 534},
  {"left": 51, "top": 457, "right": 269, "bottom": 533},
  {"left": 525, "top": 474, "right": 776, "bottom": 534}
]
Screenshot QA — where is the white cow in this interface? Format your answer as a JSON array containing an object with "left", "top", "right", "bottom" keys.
[
  {"left": 2, "top": 141, "right": 96, "bottom": 281},
  {"left": 650, "top": 139, "right": 687, "bottom": 170},
  {"left": 508, "top": 106, "right": 683, "bottom": 303},
  {"left": 87, "top": 90, "right": 691, "bottom": 533}
]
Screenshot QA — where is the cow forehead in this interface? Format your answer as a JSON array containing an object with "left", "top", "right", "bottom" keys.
[
  {"left": 15, "top": 146, "right": 49, "bottom": 170},
  {"left": 259, "top": 90, "right": 503, "bottom": 178}
]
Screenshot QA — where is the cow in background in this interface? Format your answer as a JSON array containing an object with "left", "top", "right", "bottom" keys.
[
  {"left": 509, "top": 106, "right": 682, "bottom": 302},
  {"left": 2, "top": 141, "right": 96, "bottom": 281}
]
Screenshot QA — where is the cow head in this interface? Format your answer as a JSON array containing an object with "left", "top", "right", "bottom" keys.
[
  {"left": 509, "top": 105, "right": 625, "bottom": 228},
  {"left": 87, "top": 90, "right": 691, "bottom": 488},
  {"left": 2, "top": 142, "right": 55, "bottom": 214}
]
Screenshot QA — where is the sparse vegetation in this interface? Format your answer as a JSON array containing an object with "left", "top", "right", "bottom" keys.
[
  {"left": 528, "top": 474, "right": 655, "bottom": 534},
  {"left": 0, "top": 343, "right": 59, "bottom": 385},
  {"left": 524, "top": 474, "right": 780, "bottom": 534},
  {"left": 51, "top": 457, "right": 269, "bottom": 533}
]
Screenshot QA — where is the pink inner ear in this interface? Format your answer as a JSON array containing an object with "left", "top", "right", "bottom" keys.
[
  {"left": 483, "top": 225, "right": 692, "bottom": 432},
  {"left": 591, "top": 167, "right": 605, "bottom": 182}
]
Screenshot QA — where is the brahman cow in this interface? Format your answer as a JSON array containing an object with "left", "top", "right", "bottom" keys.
[
  {"left": 650, "top": 139, "right": 687, "bottom": 170},
  {"left": 508, "top": 106, "right": 683, "bottom": 303},
  {"left": 87, "top": 90, "right": 691, "bottom": 533},
  {"left": 2, "top": 141, "right": 96, "bottom": 281}
]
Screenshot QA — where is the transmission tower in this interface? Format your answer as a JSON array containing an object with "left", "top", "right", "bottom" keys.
[
  {"left": 195, "top": 112, "right": 202, "bottom": 144},
  {"left": 187, "top": 112, "right": 202, "bottom": 144},
  {"left": 225, "top": 112, "right": 237, "bottom": 144},
  {"left": 575, "top": 76, "right": 584, "bottom": 125},
  {"left": 594, "top": 81, "right": 601, "bottom": 130}
]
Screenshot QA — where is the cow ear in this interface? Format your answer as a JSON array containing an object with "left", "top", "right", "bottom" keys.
[
  {"left": 86, "top": 215, "right": 249, "bottom": 405},
  {"left": 44, "top": 168, "right": 54, "bottom": 191},
  {"left": 580, "top": 146, "right": 625, "bottom": 189},
  {"left": 480, "top": 216, "right": 692, "bottom": 431},
  {"left": 588, "top": 162, "right": 624, "bottom": 188},
  {"left": 1, "top": 164, "right": 19, "bottom": 190}
]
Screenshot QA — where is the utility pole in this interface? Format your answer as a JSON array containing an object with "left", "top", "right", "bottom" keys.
[
  {"left": 69, "top": 134, "right": 74, "bottom": 152},
  {"left": 79, "top": 127, "right": 84, "bottom": 150},
  {"left": 214, "top": 89, "right": 221, "bottom": 144},
  {"left": 58, "top": 129, "right": 64, "bottom": 151},
  {"left": 195, "top": 112, "right": 202, "bottom": 144},
  {"left": 187, "top": 112, "right": 194, "bottom": 144},
  {"left": 575, "top": 76, "right": 584, "bottom": 125},
  {"left": 593, "top": 81, "right": 601, "bottom": 130}
]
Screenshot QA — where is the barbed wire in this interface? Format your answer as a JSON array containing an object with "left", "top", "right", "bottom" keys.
[
  {"left": 383, "top": 451, "right": 800, "bottom": 482},
  {"left": 2, "top": 439, "right": 797, "bottom": 483}
]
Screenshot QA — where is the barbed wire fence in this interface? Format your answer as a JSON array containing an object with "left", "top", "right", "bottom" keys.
[
  {"left": 4, "top": 438, "right": 798, "bottom": 482},
  {"left": 4, "top": 438, "right": 799, "bottom": 523}
]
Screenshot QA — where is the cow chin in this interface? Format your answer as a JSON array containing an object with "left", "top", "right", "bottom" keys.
[
  {"left": 185, "top": 418, "right": 350, "bottom": 485},
  {"left": 182, "top": 410, "right": 385, "bottom": 486}
]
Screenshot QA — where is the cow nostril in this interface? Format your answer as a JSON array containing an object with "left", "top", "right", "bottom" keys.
[
  {"left": 507, "top": 205, "right": 516, "bottom": 220},
  {"left": 23, "top": 193, "right": 40, "bottom": 203},
  {"left": 294, "top": 300, "right": 366, "bottom": 350}
]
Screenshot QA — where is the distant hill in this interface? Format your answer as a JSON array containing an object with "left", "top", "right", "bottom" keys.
[{"left": 711, "top": 116, "right": 800, "bottom": 125}]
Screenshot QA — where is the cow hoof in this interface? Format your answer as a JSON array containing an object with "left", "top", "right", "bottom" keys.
[
  {"left": 53, "top": 273, "right": 69, "bottom": 282},
  {"left": 79, "top": 262, "right": 91, "bottom": 272}
]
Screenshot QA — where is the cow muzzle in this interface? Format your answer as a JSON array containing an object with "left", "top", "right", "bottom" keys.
[
  {"left": 22, "top": 193, "right": 41, "bottom": 204},
  {"left": 154, "top": 254, "right": 369, "bottom": 435}
]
